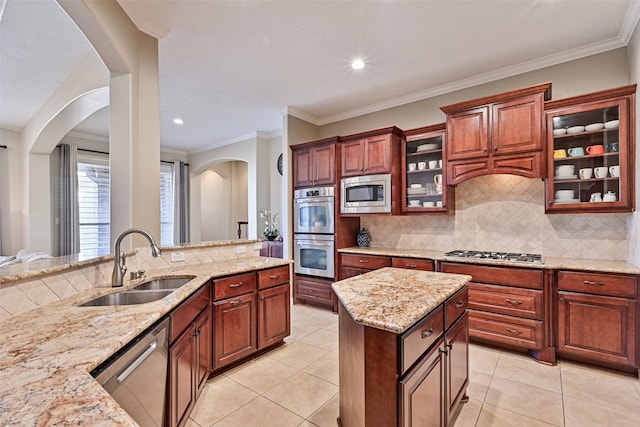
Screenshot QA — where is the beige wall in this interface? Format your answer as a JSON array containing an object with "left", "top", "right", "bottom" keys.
[
  {"left": 286, "top": 48, "right": 635, "bottom": 262},
  {"left": 626, "top": 24, "right": 640, "bottom": 265}
]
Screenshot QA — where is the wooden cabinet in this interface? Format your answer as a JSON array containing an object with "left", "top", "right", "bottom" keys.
[
  {"left": 340, "top": 253, "right": 391, "bottom": 279},
  {"left": 392, "top": 256, "right": 435, "bottom": 272},
  {"left": 341, "top": 133, "right": 393, "bottom": 176},
  {"left": 294, "top": 274, "right": 337, "bottom": 312},
  {"left": 257, "top": 266, "right": 290, "bottom": 349},
  {"left": 441, "top": 83, "right": 551, "bottom": 184},
  {"left": 403, "top": 124, "right": 455, "bottom": 214},
  {"left": 544, "top": 84, "right": 636, "bottom": 213},
  {"left": 213, "top": 292, "right": 257, "bottom": 368},
  {"left": 168, "top": 284, "right": 211, "bottom": 427},
  {"left": 260, "top": 240, "right": 283, "bottom": 258},
  {"left": 292, "top": 138, "right": 337, "bottom": 188},
  {"left": 557, "top": 270, "right": 638, "bottom": 371},
  {"left": 339, "top": 286, "right": 468, "bottom": 427},
  {"left": 441, "top": 262, "right": 550, "bottom": 362}
]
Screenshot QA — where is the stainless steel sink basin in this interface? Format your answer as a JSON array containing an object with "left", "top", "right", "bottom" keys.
[
  {"left": 133, "top": 276, "right": 195, "bottom": 291},
  {"left": 79, "top": 290, "right": 174, "bottom": 307}
]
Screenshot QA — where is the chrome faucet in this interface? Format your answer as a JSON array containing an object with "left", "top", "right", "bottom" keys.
[{"left": 112, "top": 228, "right": 162, "bottom": 287}]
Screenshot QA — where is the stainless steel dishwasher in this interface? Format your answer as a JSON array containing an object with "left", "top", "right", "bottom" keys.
[{"left": 91, "top": 317, "right": 170, "bottom": 427}]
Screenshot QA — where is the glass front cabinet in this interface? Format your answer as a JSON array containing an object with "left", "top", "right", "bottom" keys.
[
  {"left": 402, "top": 124, "right": 454, "bottom": 214},
  {"left": 544, "top": 85, "right": 636, "bottom": 213}
]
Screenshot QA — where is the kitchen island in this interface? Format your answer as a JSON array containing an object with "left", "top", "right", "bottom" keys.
[{"left": 332, "top": 267, "right": 472, "bottom": 427}]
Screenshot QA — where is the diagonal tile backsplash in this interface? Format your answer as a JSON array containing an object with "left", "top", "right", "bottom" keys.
[{"left": 363, "top": 175, "right": 630, "bottom": 260}]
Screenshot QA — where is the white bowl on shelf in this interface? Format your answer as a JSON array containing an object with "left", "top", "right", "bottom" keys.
[
  {"left": 553, "top": 128, "right": 567, "bottom": 136},
  {"left": 410, "top": 184, "right": 423, "bottom": 189},
  {"left": 408, "top": 200, "right": 421, "bottom": 207},
  {"left": 604, "top": 120, "right": 620, "bottom": 129},
  {"left": 567, "top": 125, "right": 585, "bottom": 134},
  {"left": 585, "top": 123, "right": 604, "bottom": 132}
]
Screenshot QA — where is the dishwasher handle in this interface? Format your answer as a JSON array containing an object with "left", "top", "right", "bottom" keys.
[{"left": 116, "top": 339, "right": 158, "bottom": 384}]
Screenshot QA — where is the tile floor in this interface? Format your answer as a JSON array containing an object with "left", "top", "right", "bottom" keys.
[{"left": 188, "top": 303, "right": 640, "bottom": 427}]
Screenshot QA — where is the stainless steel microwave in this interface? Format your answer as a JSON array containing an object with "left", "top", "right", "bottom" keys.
[{"left": 340, "top": 173, "right": 392, "bottom": 214}]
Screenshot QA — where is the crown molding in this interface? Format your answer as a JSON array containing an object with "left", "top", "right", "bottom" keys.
[
  {"left": 621, "top": 0, "right": 640, "bottom": 44},
  {"left": 116, "top": 0, "right": 170, "bottom": 39},
  {"left": 65, "top": 130, "right": 109, "bottom": 143},
  {"left": 285, "top": 107, "right": 320, "bottom": 126}
]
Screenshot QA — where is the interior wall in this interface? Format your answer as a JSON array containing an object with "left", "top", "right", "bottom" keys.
[
  {"left": 0, "top": 130, "right": 22, "bottom": 255},
  {"left": 268, "top": 135, "right": 283, "bottom": 221},
  {"left": 626, "top": 24, "right": 640, "bottom": 266}
]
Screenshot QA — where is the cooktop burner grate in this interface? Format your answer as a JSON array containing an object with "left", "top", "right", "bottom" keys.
[{"left": 444, "top": 250, "right": 543, "bottom": 264}]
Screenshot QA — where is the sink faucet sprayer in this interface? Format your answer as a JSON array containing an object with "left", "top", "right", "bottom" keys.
[{"left": 112, "top": 228, "right": 162, "bottom": 287}]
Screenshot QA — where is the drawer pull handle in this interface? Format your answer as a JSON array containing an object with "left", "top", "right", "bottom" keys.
[
  {"left": 506, "top": 299, "right": 523, "bottom": 305},
  {"left": 308, "top": 289, "right": 315, "bottom": 293},
  {"left": 406, "top": 264, "right": 418, "bottom": 269},
  {"left": 506, "top": 328, "right": 523, "bottom": 334},
  {"left": 229, "top": 282, "right": 244, "bottom": 288},
  {"left": 421, "top": 328, "right": 434, "bottom": 339},
  {"left": 269, "top": 275, "right": 280, "bottom": 279},
  {"left": 455, "top": 301, "right": 465, "bottom": 308},
  {"left": 229, "top": 299, "right": 241, "bottom": 305},
  {"left": 583, "top": 280, "right": 605, "bottom": 286},
  {"left": 359, "top": 259, "right": 369, "bottom": 264}
]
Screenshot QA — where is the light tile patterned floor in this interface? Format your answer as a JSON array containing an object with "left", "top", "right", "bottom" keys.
[{"left": 188, "top": 303, "right": 640, "bottom": 426}]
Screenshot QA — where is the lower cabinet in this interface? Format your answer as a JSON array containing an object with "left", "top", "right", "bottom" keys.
[
  {"left": 168, "top": 284, "right": 211, "bottom": 427},
  {"left": 294, "top": 274, "right": 337, "bottom": 312},
  {"left": 340, "top": 253, "right": 391, "bottom": 279},
  {"left": 339, "top": 286, "right": 468, "bottom": 427},
  {"left": 258, "top": 283, "right": 290, "bottom": 348},
  {"left": 556, "top": 270, "right": 638, "bottom": 371},
  {"left": 213, "top": 292, "right": 257, "bottom": 368}
]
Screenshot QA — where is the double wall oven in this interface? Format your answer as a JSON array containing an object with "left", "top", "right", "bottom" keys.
[{"left": 293, "top": 186, "right": 335, "bottom": 279}]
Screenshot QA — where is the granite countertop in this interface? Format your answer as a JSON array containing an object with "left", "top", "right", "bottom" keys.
[
  {"left": 332, "top": 267, "right": 471, "bottom": 334},
  {"left": 0, "top": 256, "right": 290, "bottom": 425},
  {"left": 338, "top": 246, "right": 640, "bottom": 274}
]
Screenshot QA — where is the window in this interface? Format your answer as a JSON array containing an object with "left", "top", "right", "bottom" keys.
[
  {"left": 160, "top": 162, "right": 175, "bottom": 246},
  {"left": 77, "top": 151, "right": 110, "bottom": 257}
]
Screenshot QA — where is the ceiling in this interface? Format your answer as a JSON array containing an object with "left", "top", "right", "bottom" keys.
[{"left": 1, "top": 0, "right": 639, "bottom": 154}]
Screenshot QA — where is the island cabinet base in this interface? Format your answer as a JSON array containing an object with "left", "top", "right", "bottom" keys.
[{"left": 337, "top": 298, "right": 468, "bottom": 427}]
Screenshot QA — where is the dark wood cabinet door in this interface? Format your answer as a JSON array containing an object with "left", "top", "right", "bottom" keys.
[
  {"left": 492, "top": 94, "right": 542, "bottom": 155},
  {"left": 446, "top": 106, "right": 489, "bottom": 161},
  {"left": 293, "top": 147, "right": 313, "bottom": 188},
  {"left": 363, "top": 134, "right": 392, "bottom": 174},
  {"left": 341, "top": 139, "right": 366, "bottom": 176},
  {"left": 312, "top": 143, "right": 336, "bottom": 185},
  {"left": 258, "top": 283, "right": 291, "bottom": 349},
  {"left": 213, "top": 292, "right": 257, "bottom": 368},
  {"left": 195, "top": 308, "right": 212, "bottom": 397},
  {"left": 557, "top": 291, "right": 636, "bottom": 367},
  {"left": 446, "top": 313, "right": 469, "bottom": 424},
  {"left": 169, "top": 327, "right": 196, "bottom": 427},
  {"left": 400, "top": 339, "right": 446, "bottom": 427}
]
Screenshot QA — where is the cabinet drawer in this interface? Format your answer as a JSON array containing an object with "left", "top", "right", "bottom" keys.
[
  {"left": 445, "top": 286, "right": 468, "bottom": 329},
  {"left": 400, "top": 305, "right": 444, "bottom": 374},
  {"left": 391, "top": 257, "right": 434, "bottom": 271},
  {"left": 341, "top": 253, "right": 391, "bottom": 270},
  {"left": 170, "top": 283, "right": 210, "bottom": 343},
  {"left": 557, "top": 271, "right": 637, "bottom": 298},
  {"left": 297, "top": 279, "right": 332, "bottom": 301},
  {"left": 468, "top": 310, "right": 542, "bottom": 349},
  {"left": 441, "top": 262, "right": 543, "bottom": 289},
  {"left": 214, "top": 272, "right": 257, "bottom": 300},
  {"left": 468, "top": 283, "right": 543, "bottom": 320},
  {"left": 258, "top": 265, "right": 290, "bottom": 290}
]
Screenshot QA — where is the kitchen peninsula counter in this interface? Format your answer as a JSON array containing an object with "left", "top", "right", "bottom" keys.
[
  {"left": 332, "top": 268, "right": 472, "bottom": 426},
  {"left": 0, "top": 256, "right": 290, "bottom": 425},
  {"left": 338, "top": 246, "right": 640, "bottom": 274}
]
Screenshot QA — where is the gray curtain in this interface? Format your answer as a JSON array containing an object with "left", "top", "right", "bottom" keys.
[
  {"left": 57, "top": 144, "right": 80, "bottom": 255},
  {"left": 173, "top": 161, "right": 190, "bottom": 244}
]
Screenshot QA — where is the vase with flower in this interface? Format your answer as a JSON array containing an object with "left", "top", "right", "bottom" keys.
[{"left": 260, "top": 210, "right": 279, "bottom": 241}]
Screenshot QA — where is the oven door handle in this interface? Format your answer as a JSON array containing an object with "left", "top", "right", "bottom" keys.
[
  {"left": 296, "top": 241, "right": 334, "bottom": 247},
  {"left": 295, "top": 197, "right": 334, "bottom": 205}
]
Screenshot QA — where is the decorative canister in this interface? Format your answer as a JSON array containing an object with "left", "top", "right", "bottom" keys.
[{"left": 356, "top": 228, "right": 371, "bottom": 247}]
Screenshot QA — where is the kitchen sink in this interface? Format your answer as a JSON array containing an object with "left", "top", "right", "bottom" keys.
[
  {"left": 133, "top": 276, "right": 196, "bottom": 291},
  {"left": 79, "top": 290, "right": 174, "bottom": 307}
]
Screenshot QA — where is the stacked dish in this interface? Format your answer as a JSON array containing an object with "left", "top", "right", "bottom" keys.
[
  {"left": 585, "top": 123, "right": 604, "bottom": 131},
  {"left": 605, "top": 120, "right": 619, "bottom": 129},
  {"left": 416, "top": 143, "right": 439, "bottom": 152},
  {"left": 567, "top": 125, "right": 585, "bottom": 134}
]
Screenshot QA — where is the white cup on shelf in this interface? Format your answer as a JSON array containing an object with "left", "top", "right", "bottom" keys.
[{"left": 408, "top": 163, "right": 417, "bottom": 171}]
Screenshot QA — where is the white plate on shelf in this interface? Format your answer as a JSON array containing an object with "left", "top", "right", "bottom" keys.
[
  {"left": 407, "top": 188, "right": 426, "bottom": 195},
  {"left": 567, "top": 125, "right": 585, "bottom": 134},
  {"left": 605, "top": 120, "right": 619, "bottom": 129},
  {"left": 416, "top": 143, "right": 439, "bottom": 152},
  {"left": 554, "top": 174, "right": 577, "bottom": 180},
  {"left": 585, "top": 123, "right": 604, "bottom": 131},
  {"left": 554, "top": 198, "right": 580, "bottom": 204},
  {"left": 553, "top": 128, "right": 567, "bottom": 136}
]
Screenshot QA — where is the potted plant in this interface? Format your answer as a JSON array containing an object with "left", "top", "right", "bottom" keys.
[{"left": 260, "top": 210, "right": 279, "bottom": 241}]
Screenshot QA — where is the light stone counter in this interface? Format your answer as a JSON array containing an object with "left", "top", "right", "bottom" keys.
[
  {"left": 338, "top": 246, "right": 640, "bottom": 274},
  {"left": 331, "top": 267, "right": 471, "bottom": 333},
  {"left": 0, "top": 256, "right": 290, "bottom": 426}
]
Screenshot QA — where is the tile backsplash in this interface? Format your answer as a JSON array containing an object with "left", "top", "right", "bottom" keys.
[
  {"left": 362, "top": 175, "right": 630, "bottom": 260},
  {"left": 0, "top": 242, "right": 262, "bottom": 321}
]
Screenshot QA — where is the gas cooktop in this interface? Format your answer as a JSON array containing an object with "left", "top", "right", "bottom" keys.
[{"left": 444, "top": 250, "right": 543, "bottom": 264}]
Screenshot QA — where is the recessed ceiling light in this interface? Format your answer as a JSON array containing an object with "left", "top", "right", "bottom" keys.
[
  {"left": 173, "top": 118, "right": 184, "bottom": 125},
  {"left": 351, "top": 59, "right": 365, "bottom": 70}
]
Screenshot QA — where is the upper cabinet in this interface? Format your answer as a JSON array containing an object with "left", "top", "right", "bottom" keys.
[
  {"left": 292, "top": 137, "right": 338, "bottom": 188},
  {"left": 441, "top": 83, "right": 552, "bottom": 185},
  {"left": 402, "top": 124, "right": 454, "bottom": 214},
  {"left": 340, "top": 126, "right": 403, "bottom": 177},
  {"left": 544, "top": 85, "right": 636, "bottom": 213}
]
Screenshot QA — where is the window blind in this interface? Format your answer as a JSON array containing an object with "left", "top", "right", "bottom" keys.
[
  {"left": 77, "top": 151, "right": 110, "bottom": 257},
  {"left": 160, "top": 162, "right": 175, "bottom": 246}
]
